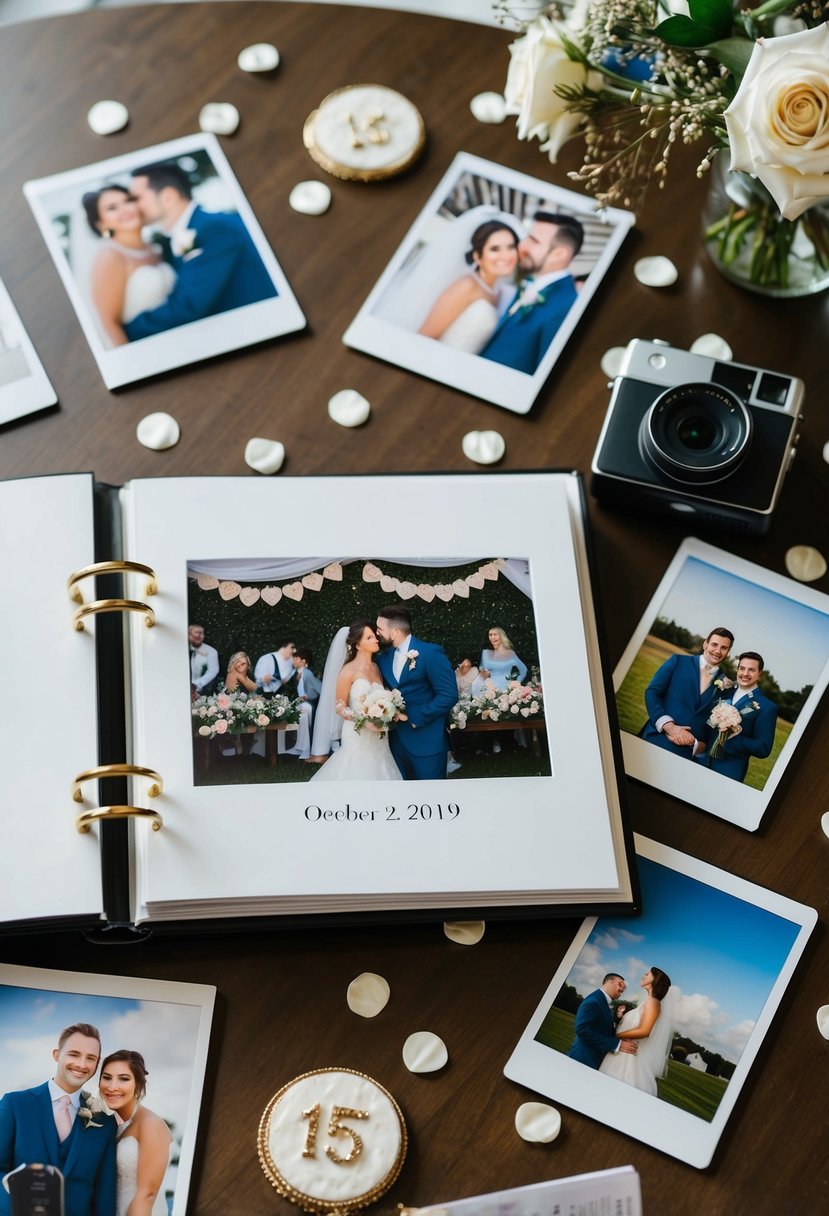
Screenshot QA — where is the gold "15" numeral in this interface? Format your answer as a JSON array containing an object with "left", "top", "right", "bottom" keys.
[{"left": 301, "top": 1103, "right": 369, "bottom": 1165}]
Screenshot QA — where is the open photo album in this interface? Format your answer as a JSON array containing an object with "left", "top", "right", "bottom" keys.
[{"left": 0, "top": 471, "right": 637, "bottom": 933}]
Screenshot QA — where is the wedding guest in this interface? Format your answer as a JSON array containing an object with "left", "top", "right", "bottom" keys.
[
  {"left": 254, "top": 640, "right": 296, "bottom": 695},
  {"left": 189, "top": 624, "right": 219, "bottom": 697},
  {"left": 290, "top": 648, "right": 321, "bottom": 762},
  {"left": 479, "top": 627, "right": 527, "bottom": 689},
  {"left": 222, "top": 651, "right": 256, "bottom": 694},
  {"left": 455, "top": 654, "right": 483, "bottom": 697}
]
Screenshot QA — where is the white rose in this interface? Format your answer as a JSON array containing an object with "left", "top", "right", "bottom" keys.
[
  {"left": 504, "top": 15, "right": 601, "bottom": 161},
  {"left": 724, "top": 24, "right": 829, "bottom": 221}
]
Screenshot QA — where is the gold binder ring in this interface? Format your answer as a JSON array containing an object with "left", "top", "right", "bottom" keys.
[
  {"left": 73, "top": 598, "right": 155, "bottom": 631},
  {"left": 76, "top": 805, "right": 163, "bottom": 834},
  {"left": 72, "top": 764, "right": 163, "bottom": 804},
  {"left": 67, "top": 560, "right": 158, "bottom": 604}
]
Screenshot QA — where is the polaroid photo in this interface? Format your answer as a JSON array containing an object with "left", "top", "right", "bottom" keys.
[
  {"left": 613, "top": 537, "right": 829, "bottom": 830},
  {"left": 0, "top": 963, "right": 215, "bottom": 1215},
  {"left": 505, "top": 833, "right": 817, "bottom": 1168},
  {"left": 0, "top": 275, "right": 56, "bottom": 426},
  {"left": 24, "top": 133, "right": 305, "bottom": 389},
  {"left": 343, "top": 151, "right": 634, "bottom": 414}
]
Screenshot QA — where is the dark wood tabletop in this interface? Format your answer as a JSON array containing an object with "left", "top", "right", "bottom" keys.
[{"left": 1, "top": 3, "right": 827, "bottom": 1212}]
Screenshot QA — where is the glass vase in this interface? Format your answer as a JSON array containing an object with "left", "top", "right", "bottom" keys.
[{"left": 702, "top": 156, "right": 829, "bottom": 297}]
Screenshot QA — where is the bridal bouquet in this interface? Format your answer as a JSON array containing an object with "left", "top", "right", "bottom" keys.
[
  {"left": 451, "top": 679, "right": 544, "bottom": 729},
  {"left": 706, "top": 699, "right": 744, "bottom": 758},
  {"left": 497, "top": 1, "right": 829, "bottom": 289},
  {"left": 351, "top": 687, "right": 407, "bottom": 734}
]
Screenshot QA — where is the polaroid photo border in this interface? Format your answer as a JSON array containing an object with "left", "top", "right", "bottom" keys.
[
  {"left": 0, "top": 276, "right": 56, "bottom": 426},
  {"left": 343, "top": 151, "right": 634, "bottom": 414},
  {"left": 504, "top": 833, "right": 817, "bottom": 1169},
  {"left": 23, "top": 133, "right": 305, "bottom": 390},
  {"left": 613, "top": 537, "right": 829, "bottom": 830},
  {"left": 0, "top": 963, "right": 215, "bottom": 1215}
]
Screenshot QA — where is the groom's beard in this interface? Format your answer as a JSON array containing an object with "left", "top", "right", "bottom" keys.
[{"left": 377, "top": 637, "right": 394, "bottom": 650}]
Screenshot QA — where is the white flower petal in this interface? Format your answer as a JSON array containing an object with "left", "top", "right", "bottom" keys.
[
  {"left": 600, "top": 346, "right": 626, "bottom": 379},
  {"left": 199, "top": 103, "right": 240, "bottom": 136},
  {"left": 136, "top": 411, "right": 180, "bottom": 450},
  {"left": 237, "top": 42, "right": 280, "bottom": 73},
  {"left": 515, "top": 1101, "right": 561, "bottom": 1142},
  {"left": 328, "top": 388, "right": 370, "bottom": 427},
  {"left": 462, "top": 430, "right": 505, "bottom": 465},
  {"left": 470, "top": 92, "right": 507, "bottom": 124},
  {"left": 818, "top": 1004, "right": 829, "bottom": 1039},
  {"left": 87, "top": 100, "right": 129, "bottom": 136},
  {"left": 402, "top": 1031, "right": 448, "bottom": 1074},
  {"left": 347, "top": 972, "right": 390, "bottom": 1018},
  {"left": 244, "top": 437, "right": 285, "bottom": 475},
  {"left": 443, "top": 920, "right": 485, "bottom": 945},
  {"left": 289, "top": 180, "right": 331, "bottom": 215},
  {"left": 784, "top": 545, "right": 827, "bottom": 582},
  {"left": 634, "top": 256, "right": 678, "bottom": 287},
  {"left": 690, "top": 333, "right": 733, "bottom": 361}
]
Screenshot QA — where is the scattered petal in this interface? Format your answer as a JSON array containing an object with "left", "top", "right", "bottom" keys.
[
  {"left": 470, "top": 91, "right": 507, "bottom": 123},
  {"left": 443, "top": 920, "right": 485, "bottom": 945},
  {"left": 402, "top": 1031, "right": 448, "bottom": 1074},
  {"left": 328, "top": 388, "right": 370, "bottom": 427},
  {"left": 245, "top": 437, "right": 285, "bottom": 474},
  {"left": 515, "top": 1101, "right": 561, "bottom": 1143},
  {"left": 199, "top": 102, "right": 240, "bottom": 135},
  {"left": 289, "top": 180, "right": 332, "bottom": 215},
  {"left": 818, "top": 1005, "right": 829, "bottom": 1040},
  {"left": 824, "top": 441, "right": 829, "bottom": 466},
  {"left": 136, "top": 411, "right": 180, "bottom": 451},
  {"left": 785, "top": 545, "right": 827, "bottom": 583},
  {"left": 462, "top": 429, "right": 505, "bottom": 465},
  {"left": 237, "top": 42, "right": 280, "bottom": 73},
  {"left": 822, "top": 811, "right": 829, "bottom": 839},
  {"left": 87, "top": 99, "right": 129, "bottom": 135},
  {"left": 600, "top": 347, "right": 627, "bottom": 380},
  {"left": 634, "top": 255, "right": 678, "bottom": 287},
  {"left": 690, "top": 333, "right": 733, "bottom": 361},
  {"left": 347, "top": 972, "right": 390, "bottom": 1018}
]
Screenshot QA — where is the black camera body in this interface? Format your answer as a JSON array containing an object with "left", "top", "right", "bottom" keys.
[
  {"left": 590, "top": 339, "right": 804, "bottom": 534},
  {"left": 6, "top": 1164, "right": 64, "bottom": 1215}
]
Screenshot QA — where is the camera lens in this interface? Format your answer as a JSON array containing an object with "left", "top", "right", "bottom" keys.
[{"left": 640, "top": 382, "right": 752, "bottom": 484}]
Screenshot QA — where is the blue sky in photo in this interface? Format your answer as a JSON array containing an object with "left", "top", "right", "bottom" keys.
[
  {"left": 563, "top": 856, "right": 801, "bottom": 1063},
  {"left": 652, "top": 556, "right": 829, "bottom": 690}
]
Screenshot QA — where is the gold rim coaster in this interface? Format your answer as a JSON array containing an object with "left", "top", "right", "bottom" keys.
[
  {"left": 67, "top": 560, "right": 158, "bottom": 603},
  {"left": 258, "top": 1067, "right": 407, "bottom": 1214},
  {"left": 75, "top": 805, "right": 163, "bottom": 834},
  {"left": 303, "top": 84, "right": 425, "bottom": 182}
]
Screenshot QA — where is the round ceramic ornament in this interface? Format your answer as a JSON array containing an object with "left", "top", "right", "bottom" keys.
[
  {"left": 303, "top": 84, "right": 425, "bottom": 182},
  {"left": 258, "top": 1068, "right": 407, "bottom": 1214}
]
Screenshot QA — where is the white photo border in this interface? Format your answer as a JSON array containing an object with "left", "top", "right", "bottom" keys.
[{"left": 0, "top": 276, "right": 56, "bottom": 425}]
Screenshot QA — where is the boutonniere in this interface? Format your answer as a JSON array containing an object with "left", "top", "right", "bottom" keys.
[
  {"left": 77, "top": 1092, "right": 107, "bottom": 1129},
  {"left": 405, "top": 649, "right": 419, "bottom": 671},
  {"left": 507, "top": 279, "right": 546, "bottom": 318},
  {"left": 172, "top": 228, "right": 198, "bottom": 258},
  {"left": 713, "top": 676, "right": 734, "bottom": 691},
  {"left": 741, "top": 699, "right": 761, "bottom": 715}
]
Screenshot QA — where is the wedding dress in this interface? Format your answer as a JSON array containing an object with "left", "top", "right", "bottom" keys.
[
  {"left": 598, "top": 1002, "right": 672, "bottom": 1095},
  {"left": 309, "top": 679, "right": 403, "bottom": 782},
  {"left": 116, "top": 1135, "right": 169, "bottom": 1216},
  {"left": 438, "top": 297, "right": 499, "bottom": 353},
  {"left": 122, "top": 262, "right": 176, "bottom": 325}
]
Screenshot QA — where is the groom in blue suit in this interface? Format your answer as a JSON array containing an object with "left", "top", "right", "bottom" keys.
[
  {"left": 479, "top": 211, "right": 583, "bottom": 375},
  {"left": 124, "top": 159, "right": 277, "bottom": 340},
  {"left": 375, "top": 604, "right": 458, "bottom": 781},
  {"left": 567, "top": 974, "right": 637, "bottom": 1069},
  {"left": 0, "top": 1022, "right": 116, "bottom": 1216},
  {"left": 640, "top": 627, "right": 735, "bottom": 759},
  {"left": 705, "top": 652, "right": 778, "bottom": 782}
]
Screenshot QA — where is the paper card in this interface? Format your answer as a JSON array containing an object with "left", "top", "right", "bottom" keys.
[
  {"left": 343, "top": 151, "right": 634, "bottom": 414},
  {"left": 613, "top": 537, "right": 829, "bottom": 829},
  {"left": 24, "top": 133, "right": 305, "bottom": 389},
  {"left": 0, "top": 963, "right": 215, "bottom": 1215},
  {"left": 505, "top": 834, "right": 816, "bottom": 1168},
  {"left": 0, "top": 275, "right": 56, "bottom": 426},
  {"left": 408, "top": 1166, "right": 641, "bottom": 1215}
]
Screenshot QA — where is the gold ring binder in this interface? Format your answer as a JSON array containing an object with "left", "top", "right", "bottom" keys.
[
  {"left": 72, "top": 764, "right": 163, "bottom": 804},
  {"left": 67, "top": 560, "right": 158, "bottom": 604},
  {"left": 75, "top": 805, "right": 163, "bottom": 834},
  {"left": 73, "top": 598, "right": 155, "bottom": 631}
]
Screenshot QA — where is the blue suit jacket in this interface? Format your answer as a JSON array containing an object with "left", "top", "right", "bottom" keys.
[
  {"left": 706, "top": 689, "right": 778, "bottom": 782},
  {"left": 376, "top": 637, "right": 457, "bottom": 762},
  {"left": 479, "top": 275, "right": 578, "bottom": 374},
  {"left": 567, "top": 989, "right": 619, "bottom": 1069},
  {"left": 124, "top": 204, "right": 277, "bottom": 339},
  {"left": 641, "top": 653, "right": 723, "bottom": 758},
  {"left": 0, "top": 1084, "right": 116, "bottom": 1216}
]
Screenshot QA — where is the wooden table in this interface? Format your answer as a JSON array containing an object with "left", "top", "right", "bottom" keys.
[{"left": 1, "top": 4, "right": 827, "bottom": 1213}]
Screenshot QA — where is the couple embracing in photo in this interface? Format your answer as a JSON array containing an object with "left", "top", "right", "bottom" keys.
[{"left": 568, "top": 968, "right": 674, "bottom": 1096}]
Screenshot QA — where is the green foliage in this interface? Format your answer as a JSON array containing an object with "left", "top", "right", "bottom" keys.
[
  {"left": 654, "top": 0, "right": 734, "bottom": 47},
  {"left": 650, "top": 615, "right": 702, "bottom": 653}
]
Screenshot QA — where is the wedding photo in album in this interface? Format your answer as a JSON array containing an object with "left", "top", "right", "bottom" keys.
[
  {"left": 0, "top": 275, "right": 56, "bottom": 426},
  {"left": 613, "top": 538, "right": 829, "bottom": 830},
  {"left": 504, "top": 835, "right": 816, "bottom": 1168},
  {"left": 23, "top": 133, "right": 305, "bottom": 389},
  {"left": 343, "top": 151, "right": 634, "bottom": 413},
  {"left": 0, "top": 964, "right": 214, "bottom": 1216}
]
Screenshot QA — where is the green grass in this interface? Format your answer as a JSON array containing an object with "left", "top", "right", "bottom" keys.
[
  {"left": 534, "top": 1004, "right": 728, "bottom": 1121},
  {"left": 615, "top": 635, "right": 790, "bottom": 790}
]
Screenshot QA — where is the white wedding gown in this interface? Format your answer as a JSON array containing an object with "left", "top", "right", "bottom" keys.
[
  {"left": 598, "top": 1004, "right": 664, "bottom": 1095},
  {"left": 116, "top": 1135, "right": 169, "bottom": 1216},
  {"left": 438, "top": 297, "right": 499, "bottom": 353},
  {"left": 310, "top": 679, "right": 403, "bottom": 782},
  {"left": 122, "top": 262, "right": 176, "bottom": 325}
]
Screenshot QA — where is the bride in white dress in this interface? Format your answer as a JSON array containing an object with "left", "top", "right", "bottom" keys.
[
  {"left": 417, "top": 219, "right": 519, "bottom": 354},
  {"left": 99, "top": 1049, "right": 172, "bottom": 1216},
  {"left": 599, "top": 967, "right": 674, "bottom": 1095},
  {"left": 80, "top": 185, "right": 175, "bottom": 348},
  {"left": 310, "top": 619, "right": 404, "bottom": 782}
]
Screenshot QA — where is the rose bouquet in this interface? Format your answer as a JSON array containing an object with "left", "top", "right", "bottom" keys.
[
  {"left": 497, "top": 1, "right": 829, "bottom": 291},
  {"left": 450, "top": 679, "right": 544, "bottom": 729},
  {"left": 350, "top": 686, "right": 407, "bottom": 734},
  {"left": 706, "top": 698, "right": 743, "bottom": 758},
  {"left": 192, "top": 690, "right": 300, "bottom": 738}
]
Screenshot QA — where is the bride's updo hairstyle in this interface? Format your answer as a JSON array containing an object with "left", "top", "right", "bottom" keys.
[
  {"left": 650, "top": 967, "right": 672, "bottom": 1001},
  {"left": 100, "top": 1049, "right": 149, "bottom": 1100},
  {"left": 81, "top": 184, "right": 131, "bottom": 238},
  {"left": 464, "top": 220, "right": 520, "bottom": 267},
  {"left": 345, "top": 618, "right": 375, "bottom": 662}
]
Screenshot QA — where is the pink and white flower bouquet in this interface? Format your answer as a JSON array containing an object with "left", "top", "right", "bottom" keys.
[
  {"left": 351, "top": 686, "right": 407, "bottom": 734},
  {"left": 450, "top": 679, "right": 544, "bottom": 730},
  {"left": 707, "top": 699, "right": 743, "bottom": 758}
]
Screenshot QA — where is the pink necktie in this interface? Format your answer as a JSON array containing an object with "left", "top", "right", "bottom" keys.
[{"left": 55, "top": 1094, "right": 73, "bottom": 1141}]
